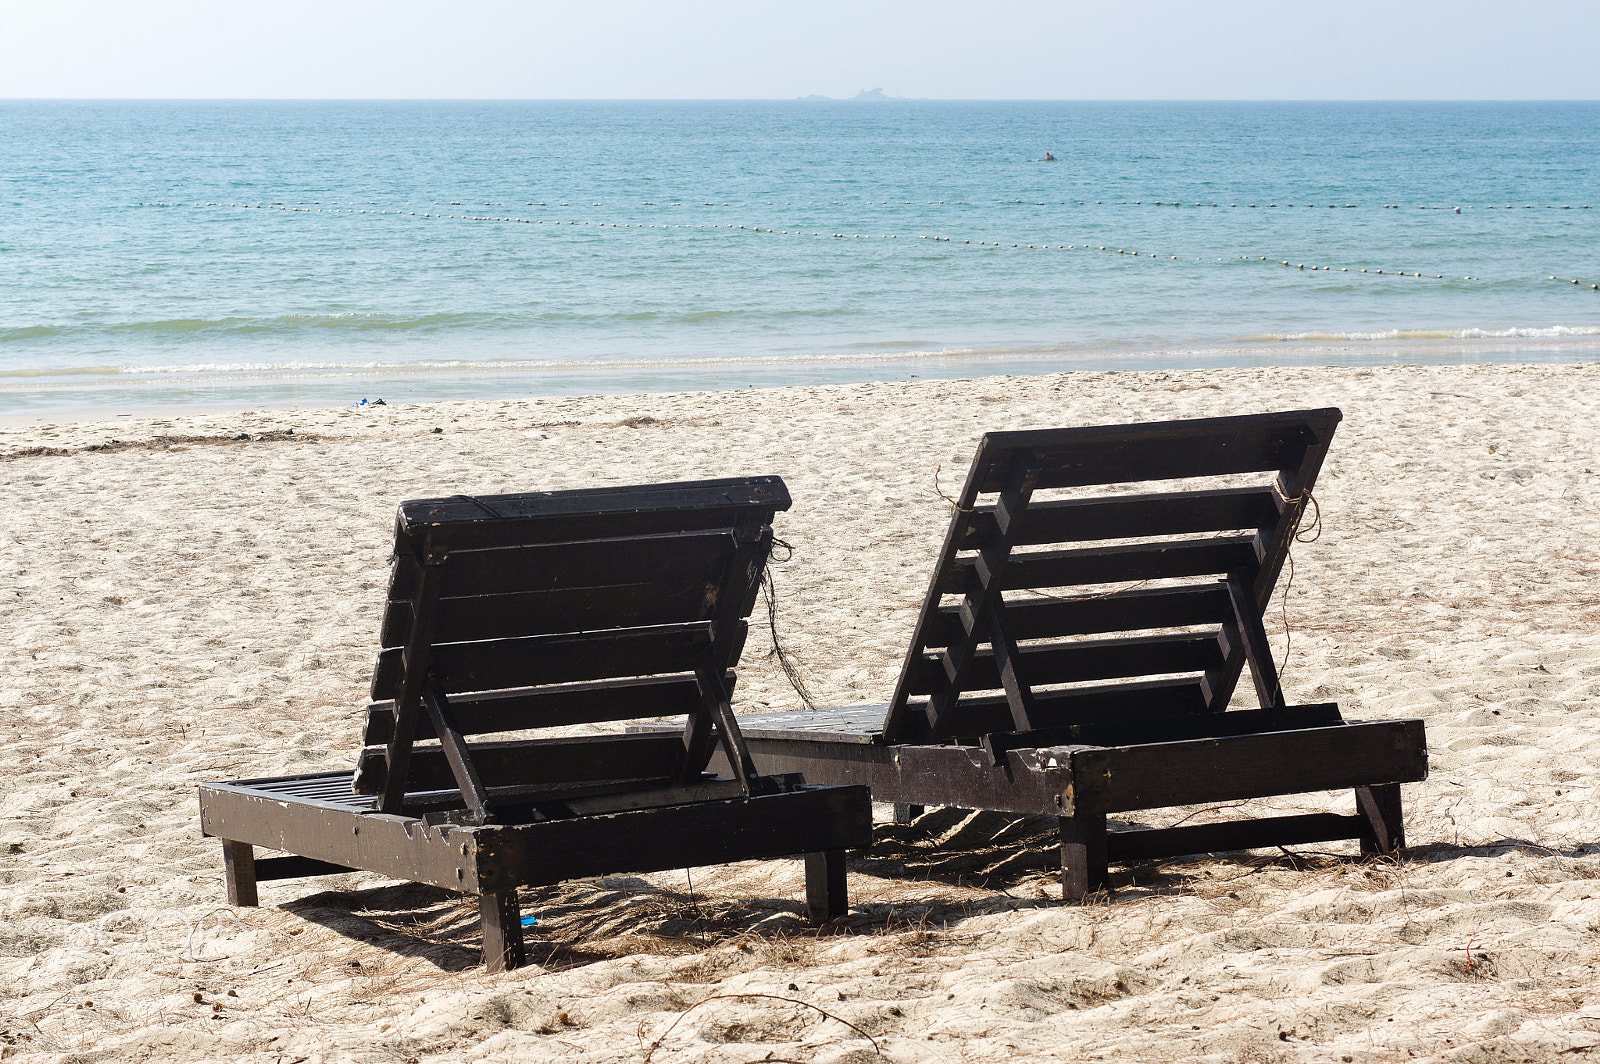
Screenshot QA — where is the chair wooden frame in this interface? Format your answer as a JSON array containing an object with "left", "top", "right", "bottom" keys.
[
  {"left": 690, "top": 411, "right": 1427, "bottom": 898},
  {"left": 199, "top": 477, "right": 872, "bottom": 971}
]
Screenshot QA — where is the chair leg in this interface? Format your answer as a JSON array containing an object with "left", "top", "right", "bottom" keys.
[
  {"left": 221, "top": 840, "right": 259, "bottom": 907},
  {"left": 1356, "top": 784, "right": 1406, "bottom": 854},
  {"left": 804, "top": 850, "right": 848, "bottom": 920},
  {"left": 1059, "top": 813, "right": 1108, "bottom": 901},
  {"left": 480, "top": 890, "right": 527, "bottom": 973},
  {"left": 892, "top": 803, "right": 925, "bottom": 825}
]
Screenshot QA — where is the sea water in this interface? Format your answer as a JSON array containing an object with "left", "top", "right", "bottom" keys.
[{"left": 2, "top": 99, "right": 1598, "bottom": 415}]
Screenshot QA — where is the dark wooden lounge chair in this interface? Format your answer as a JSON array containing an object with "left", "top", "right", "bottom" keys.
[
  {"left": 198, "top": 477, "right": 872, "bottom": 971},
  {"left": 705, "top": 410, "right": 1428, "bottom": 898}
]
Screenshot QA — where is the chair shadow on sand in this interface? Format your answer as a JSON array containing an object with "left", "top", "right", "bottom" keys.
[
  {"left": 284, "top": 876, "right": 858, "bottom": 974},
  {"left": 278, "top": 808, "right": 1580, "bottom": 973},
  {"left": 281, "top": 809, "right": 1073, "bottom": 972}
]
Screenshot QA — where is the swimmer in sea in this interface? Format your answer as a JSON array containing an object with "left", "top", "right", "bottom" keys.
[{"left": 1042, "top": 151, "right": 1056, "bottom": 161}]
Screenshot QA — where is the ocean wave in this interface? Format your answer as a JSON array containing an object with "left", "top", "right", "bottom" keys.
[
  {"left": 0, "top": 349, "right": 1012, "bottom": 388},
  {"left": 6, "top": 327, "right": 1600, "bottom": 404},
  {"left": 524, "top": 307, "right": 858, "bottom": 325},
  {"left": 0, "top": 364, "right": 126, "bottom": 379},
  {"left": 100, "top": 349, "right": 1000, "bottom": 376},
  {"left": 1248, "top": 325, "right": 1600, "bottom": 342},
  {"left": 0, "top": 305, "right": 873, "bottom": 343},
  {"left": 0, "top": 311, "right": 496, "bottom": 344},
  {"left": 6, "top": 327, "right": 1600, "bottom": 389},
  {"left": 0, "top": 326, "right": 63, "bottom": 342}
]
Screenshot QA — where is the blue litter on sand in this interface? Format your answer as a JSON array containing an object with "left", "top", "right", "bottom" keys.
[{"left": 520, "top": 916, "right": 538, "bottom": 927}]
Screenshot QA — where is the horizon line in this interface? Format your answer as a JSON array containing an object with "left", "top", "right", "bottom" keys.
[{"left": 3, "top": 96, "right": 1599, "bottom": 104}]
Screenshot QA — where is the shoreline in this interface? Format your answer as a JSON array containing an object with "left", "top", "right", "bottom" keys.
[
  {"left": 0, "top": 398, "right": 326, "bottom": 431},
  {"left": 4, "top": 334, "right": 1599, "bottom": 425},
  {"left": 5, "top": 361, "right": 1600, "bottom": 1062}
]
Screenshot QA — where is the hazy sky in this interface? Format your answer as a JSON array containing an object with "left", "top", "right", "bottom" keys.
[{"left": 3, "top": 0, "right": 1597, "bottom": 100}]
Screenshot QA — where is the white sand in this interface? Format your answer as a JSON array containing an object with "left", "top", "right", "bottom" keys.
[{"left": 3, "top": 363, "right": 1600, "bottom": 1063}]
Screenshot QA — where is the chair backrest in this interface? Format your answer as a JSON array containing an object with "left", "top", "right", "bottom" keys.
[
  {"left": 351, "top": 477, "right": 791, "bottom": 810},
  {"left": 882, "top": 409, "right": 1341, "bottom": 744}
]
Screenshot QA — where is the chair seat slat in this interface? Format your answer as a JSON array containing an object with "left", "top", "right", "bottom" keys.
[
  {"left": 927, "top": 583, "right": 1232, "bottom": 644},
  {"left": 370, "top": 622, "right": 728, "bottom": 700},
  {"left": 353, "top": 728, "right": 692, "bottom": 795},
  {"left": 957, "top": 486, "right": 1280, "bottom": 549},
  {"left": 394, "top": 477, "right": 788, "bottom": 552},
  {"left": 940, "top": 537, "right": 1260, "bottom": 595},
  {"left": 970, "top": 412, "right": 1336, "bottom": 492},
  {"left": 361, "top": 672, "right": 735, "bottom": 744},
  {"left": 381, "top": 581, "right": 721, "bottom": 645},
  {"left": 387, "top": 530, "right": 732, "bottom": 601},
  {"left": 910, "top": 632, "right": 1225, "bottom": 695}
]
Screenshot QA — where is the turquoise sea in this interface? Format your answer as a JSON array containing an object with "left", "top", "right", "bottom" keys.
[{"left": 2, "top": 100, "right": 1598, "bottom": 415}]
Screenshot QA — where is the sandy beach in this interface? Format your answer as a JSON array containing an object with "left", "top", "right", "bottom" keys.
[{"left": 4, "top": 361, "right": 1600, "bottom": 1063}]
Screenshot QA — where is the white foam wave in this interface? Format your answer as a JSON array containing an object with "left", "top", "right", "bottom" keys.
[
  {"left": 98, "top": 349, "right": 1003, "bottom": 377},
  {"left": 1255, "top": 325, "right": 1600, "bottom": 342},
  {"left": 7, "top": 326, "right": 1600, "bottom": 388}
]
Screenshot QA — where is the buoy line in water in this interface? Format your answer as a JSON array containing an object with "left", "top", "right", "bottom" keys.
[
  {"left": 135, "top": 197, "right": 1597, "bottom": 214},
  {"left": 1549, "top": 276, "right": 1600, "bottom": 291},
  {"left": 137, "top": 201, "right": 1599, "bottom": 290},
  {"left": 1082, "top": 202, "right": 1592, "bottom": 211},
  {"left": 1242, "top": 256, "right": 1478, "bottom": 281}
]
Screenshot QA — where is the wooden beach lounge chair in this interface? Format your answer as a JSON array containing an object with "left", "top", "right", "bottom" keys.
[
  {"left": 197, "top": 477, "right": 872, "bottom": 971},
  {"left": 708, "top": 410, "right": 1428, "bottom": 898}
]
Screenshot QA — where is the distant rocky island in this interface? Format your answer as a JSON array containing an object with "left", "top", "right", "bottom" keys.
[{"left": 797, "top": 88, "right": 909, "bottom": 101}]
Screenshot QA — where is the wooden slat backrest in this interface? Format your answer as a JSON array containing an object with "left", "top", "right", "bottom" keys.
[
  {"left": 882, "top": 410, "right": 1340, "bottom": 744},
  {"left": 353, "top": 477, "right": 791, "bottom": 807}
]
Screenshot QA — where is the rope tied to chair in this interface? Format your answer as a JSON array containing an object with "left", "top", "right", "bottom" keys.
[
  {"left": 761, "top": 537, "right": 818, "bottom": 712},
  {"left": 930, "top": 463, "right": 974, "bottom": 512},
  {"left": 450, "top": 493, "right": 505, "bottom": 519},
  {"left": 1278, "top": 485, "right": 1322, "bottom": 542},
  {"left": 1275, "top": 487, "right": 1321, "bottom": 677}
]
